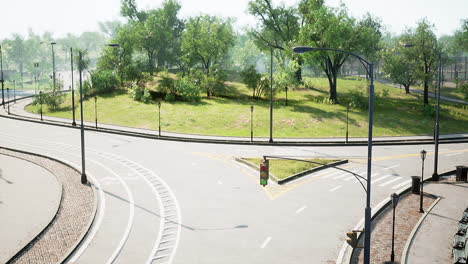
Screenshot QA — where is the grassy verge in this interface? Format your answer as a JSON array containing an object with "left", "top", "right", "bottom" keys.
[
  {"left": 25, "top": 77, "right": 468, "bottom": 137},
  {"left": 242, "top": 158, "right": 339, "bottom": 180}
]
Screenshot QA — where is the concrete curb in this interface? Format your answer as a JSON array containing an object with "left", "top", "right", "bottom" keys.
[
  {"left": 234, "top": 158, "right": 280, "bottom": 182},
  {"left": 401, "top": 196, "right": 442, "bottom": 264},
  {"left": 278, "top": 160, "right": 348, "bottom": 185},
  {"left": 2, "top": 96, "right": 468, "bottom": 147},
  {"left": 337, "top": 175, "right": 438, "bottom": 264},
  {"left": 0, "top": 146, "right": 98, "bottom": 264}
]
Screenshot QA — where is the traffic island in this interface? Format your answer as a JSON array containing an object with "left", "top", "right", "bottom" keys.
[
  {"left": 236, "top": 157, "right": 346, "bottom": 184},
  {"left": 0, "top": 148, "right": 96, "bottom": 264}
]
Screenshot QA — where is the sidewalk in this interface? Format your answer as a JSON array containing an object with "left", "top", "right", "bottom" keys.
[
  {"left": 350, "top": 175, "right": 468, "bottom": 264},
  {"left": 5, "top": 96, "right": 468, "bottom": 144},
  {"left": 406, "top": 178, "right": 468, "bottom": 264},
  {"left": 0, "top": 151, "right": 62, "bottom": 263}
]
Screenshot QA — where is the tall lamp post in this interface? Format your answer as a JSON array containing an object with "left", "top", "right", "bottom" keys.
[
  {"left": 70, "top": 47, "right": 76, "bottom": 126},
  {"left": 1, "top": 44, "right": 4, "bottom": 106},
  {"left": 94, "top": 96, "right": 98, "bottom": 129},
  {"left": 78, "top": 51, "right": 87, "bottom": 184},
  {"left": 419, "top": 149, "right": 427, "bottom": 213},
  {"left": 250, "top": 105, "right": 254, "bottom": 142},
  {"left": 269, "top": 45, "right": 274, "bottom": 143},
  {"left": 404, "top": 44, "right": 442, "bottom": 181},
  {"left": 158, "top": 101, "right": 161, "bottom": 137},
  {"left": 265, "top": 44, "right": 285, "bottom": 143},
  {"left": 51, "top": 42, "right": 57, "bottom": 92},
  {"left": 293, "top": 46, "right": 375, "bottom": 264}
]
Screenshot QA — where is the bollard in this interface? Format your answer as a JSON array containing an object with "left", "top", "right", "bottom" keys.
[{"left": 456, "top": 166, "right": 468, "bottom": 182}]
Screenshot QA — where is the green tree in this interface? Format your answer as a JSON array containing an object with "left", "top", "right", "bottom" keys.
[
  {"left": 400, "top": 19, "right": 439, "bottom": 105},
  {"left": 248, "top": 0, "right": 302, "bottom": 81},
  {"left": 382, "top": 48, "right": 417, "bottom": 94},
  {"left": 299, "top": 3, "right": 382, "bottom": 103},
  {"left": 454, "top": 19, "right": 468, "bottom": 51},
  {"left": 133, "top": 0, "right": 183, "bottom": 72},
  {"left": 181, "top": 15, "right": 235, "bottom": 97},
  {"left": 241, "top": 65, "right": 262, "bottom": 98}
]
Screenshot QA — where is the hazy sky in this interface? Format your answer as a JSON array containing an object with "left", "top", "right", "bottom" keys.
[{"left": 1, "top": 0, "right": 466, "bottom": 39}]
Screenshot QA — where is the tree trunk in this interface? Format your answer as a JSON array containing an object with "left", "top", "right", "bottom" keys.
[
  {"left": 327, "top": 75, "right": 338, "bottom": 103},
  {"left": 404, "top": 84, "right": 410, "bottom": 94},
  {"left": 423, "top": 80, "right": 429, "bottom": 105},
  {"left": 295, "top": 57, "right": 303, "bottom": 83}
]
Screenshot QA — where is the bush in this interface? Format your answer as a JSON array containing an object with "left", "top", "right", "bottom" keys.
[
  {"left": 130, "top": 82, "right": 144, "bottom": 101},
  {"left": 422, "top": 104, "right": 436, "bottom": 118},
  {"left": 158, "top": 71, "right": 177, "bottom": 96},
  {"left": 176, "top": 77, "right": 201, "bottom": 101},
  {"left": 141, "top": 88, "right": 152, "bottom": 103},
  {"left": 89, "top": 70, "right": 119, "bottom": 95},
  {"left": 347, "top": 89, "right": 368, "bottom": 110},
  {"left": 460, "top": 83, "right": 468, "bottom": 100},
  {"left": 33, "top": 91, "right": 66, "bottom": 111}
]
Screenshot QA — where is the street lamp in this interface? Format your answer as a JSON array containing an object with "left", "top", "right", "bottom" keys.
[
  {"left": 7, "top": 88, "right": 9, "bottom": 114},
  {"left": 419, "top": 149, "right": 427, "bottom": 213},
  {"left": 1, "top": 44, "right": 4, "bottom": 106},
  {"left": 39, "top": 91, "right": 43, "bottom": 121},
  {"left": 94, "top": 96, "right": 98, "bottom": 129},
  {"left": 404, "top": 44, "right": 441, "bottom": 181},
  {"left": 250, "top": 105, "right": 254, "bottom": 142},
  {"left": 293, "top": 46, "right": 375, "bottom": 264},
  {"left": 285, "top": 86, "right": 288, "bottom": 106},
  {"left": 269, "top": 45, "right": 274, "bottom": 143},
  {"left": 78, "top": 51, "right": 87, "bottom": 184},
  {"left": 158, "top": 101, "right": 161, "bottom": 137},
  {"left": 69, "top": 47, "right": 76, "bottom": 126},
  {"left": 346, "top": 105, "right": 350, "bottom": 144},
  {"left": 389, "top": 193, "right": 399, "bottom": 263},
  {"left": 13, "top": 80, "right": 16, "bottom": 102},
  {"left": 51, "top": 42, "right": 57, "bottom": 92}
]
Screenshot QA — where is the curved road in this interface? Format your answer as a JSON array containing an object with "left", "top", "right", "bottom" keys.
[{"left": 1, "top": 108, "right": 467, "bottom": 263}]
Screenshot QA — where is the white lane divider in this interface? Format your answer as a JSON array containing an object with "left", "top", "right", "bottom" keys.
[
  {"left": 261, "top": 237, "right": 272, "bottom": 249},
  {"left": 379, "top": 177, "right": 402, "bottom": 187},
  {"left": 385, "top": 165, "right": 400, "bottom": 170},
  {"left": 329, "top": 185, "right": 343, "bottom": 192},
  {"left": 392, "top": 179, "right": 412, "bottom": 190},
  {"left": 371, "top": 174, "right": 391, "bottom": 184},
  {"left": 446, "top": 152, "right": 462, "bottom": 157},
  {"left": 296, "top": 205, "right": 307, "bottom": 214}
]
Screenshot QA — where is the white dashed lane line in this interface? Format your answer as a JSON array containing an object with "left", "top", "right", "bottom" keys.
[
  {"left": 385, "top": 165, "right": 400, "bottom": 170},
  {"left": 392, "top": 179, "right": 412, "bottom": 190},
  {"left": 378, "top": 177, "right": 402, "bottom": 187},
  {"left": 261, "top": 237, "right": 272, "bottom": 249},
  {"left": 445, "top": 152, "right": 462, "bottom": 157},
  {"left": 296, "top": 206, "right": 307, "bottom": 214},
  {"left": 329, "top": 185, "right": 343, "bottom": 192}
]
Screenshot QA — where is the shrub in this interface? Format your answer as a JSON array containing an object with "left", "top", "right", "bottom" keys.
[
  {"left": 176, "top": 77, "right": 201, "bottom": 101},
  {"left": 141, "top": 88, "right": 152, "bottom": 103},
  {"left": 158, "top": 71, "right": 177, "bottom": 96},
  {"left": 33, "top": 91, "right": 65, "bottom": 111},
  {"left": 460, "top": 83, "right": 468, "bottom": 100},
  {"left": 422, "top": 104, "right": 436, "bottom": 118},
  {"left": 347, "top": 89, "right": 368, "bottom": 110},
  {"left": 89, "top": 70, "right": 119, "bottom": 95},
  {"left": 130, "top": 82, "right": 144, "bottom": 101}
]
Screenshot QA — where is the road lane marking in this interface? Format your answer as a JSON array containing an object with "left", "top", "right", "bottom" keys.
[
  {"left": 329, "top": 185, "right": 343, "bottom": 192},
  {"left": 446, "top": 152, "right": 462, "bottom": 157},
  {"left": 296, "top": 205, "right": 307, "bottom": 214},
  {"left": 392, "top": 179, "right": 412, "bottom": 189},
  {"left": 371, "top": 175, "right": 392, "bottom": 184},
  {"left": 322, "top": 170, "right": 344, "bottom": 179},
  {"left": 261, "top": 237, "right": 272, "bottom": 248},
  {"left": 385, "top": 165, "right": 400, "bottom": 169},
  {"left": 379, "top": 177, "right": 402, "bottom": 187}
]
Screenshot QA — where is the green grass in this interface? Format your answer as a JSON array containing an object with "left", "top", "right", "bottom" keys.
[
  {"left": 243, "top": 158, "right": 339, "bottom": 180},
  {"left": 25, "top": 76, "right": 468, "bottom": 137}
]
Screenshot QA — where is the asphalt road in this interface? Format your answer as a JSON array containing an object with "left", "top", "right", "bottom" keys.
[{"left": 0, "top": 115, "right": 466, "bottom": 263}]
